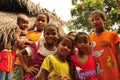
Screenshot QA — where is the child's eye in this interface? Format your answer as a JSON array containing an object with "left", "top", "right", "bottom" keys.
[
  {"left": 52, "top": 32, "right": 57, "bottom": 35},
  {"left": 68, "top": 46, "right": 72, "bottom": 49},
  {"left": 42, "top": 20, "right": 45, "bottom": 22},
  {"left": 77, "top": 40, "right": 82, "bottom": 43},
  {"left": 91, "top": 20, "right": 94, "bottom": 22},
  {"left": 96, "top": 18, "right": 100, "bottom": 21},
  {"left": 62, "top": 43, "right": 65, "bottom": 46}
]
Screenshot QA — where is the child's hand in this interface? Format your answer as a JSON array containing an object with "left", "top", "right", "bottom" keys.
[{"left": 25, "top": 65, "right": 40, "bottom": 75}]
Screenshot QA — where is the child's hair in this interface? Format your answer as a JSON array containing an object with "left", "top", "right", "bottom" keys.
[
  {"left": 44, "top": 23, "right": 59, "bottom": 35},
  {"left": 37, "top": 13, "right": 49, "bottom": 23},
  {"left": 6, "top": 43, "right": 11, "bottom": 46},
  {"left": 5, "top": 43, "right": 12, "bottom": 49},
  {"left": 67, "top": 31, "right": 76, "bottom": 36},
  {"left": 75, "top": 32, "right": 89, "bottom": 43},
  {"left": 17, "top": 14, "right": 28, "bottom": 24},
  {"left": 67, "top": 31, "right": 77, "bottom": 40},
  {"left": 89, "top": 10, "right": 106, "bottom": 21},
  {"left": 55, "top": 36, "right": 74, "bottom": 54}
]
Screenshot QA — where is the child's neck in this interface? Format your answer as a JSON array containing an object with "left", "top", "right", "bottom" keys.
[
  {"left": 55, "top": 54, "right": 66, "bottom": 63},
  {"left": 95, "top": 28, "right": 105, "bottom": 34},
  {"left": 44, "top": 43, "right": 55, "bottom": 51},
  {"left": 77, "top": 53, "right": 88, "bottom": 64},
  {"left": 77, "top": 53, "right": 87, "bottom": 57}
]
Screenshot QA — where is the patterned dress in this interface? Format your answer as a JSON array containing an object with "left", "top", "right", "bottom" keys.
[{"left": 24, "top": 41, "right": 57, "bottom": 80}]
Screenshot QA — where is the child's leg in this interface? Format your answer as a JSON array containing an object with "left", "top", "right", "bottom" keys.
[
  {"left": 6, "top": 72, "right": 12, "bottom": 80},
  {"left": 12, "top": 65, "right": 24, "bottom": 80},
  {"left": 0, "top": 70, "right": 6, "bottom": 80}
]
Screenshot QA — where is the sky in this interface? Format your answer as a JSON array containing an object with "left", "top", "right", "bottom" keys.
[{"left": 31, "top": 0, "right": 73, "bottom": 21}]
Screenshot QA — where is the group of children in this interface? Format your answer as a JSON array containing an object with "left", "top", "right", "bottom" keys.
[{"left": 0, "top": 10, "right": 119, "bottom": 80}]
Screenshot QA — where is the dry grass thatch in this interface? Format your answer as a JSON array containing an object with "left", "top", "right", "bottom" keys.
[{"left": 0, "top": 0, "right": 67, "bottom": 51}]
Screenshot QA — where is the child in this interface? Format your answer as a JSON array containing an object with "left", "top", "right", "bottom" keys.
[
  {"left": 41, "top": 36, "right": 74, "bottom": 80},
  {"left": 70, "top": 32, "right": 96, "bottom": 80},
  {"left": 67, "top": 31, "right": 77, "bottom": 40},
  {"left": 0, "top": 43, "right": 16, "bottom": 80},
  {"left": 12, "top": 40, "right": 27, "bottom": 80},
  {"left": 27, "top": 12, "right": 49, "bottom": 42},
  {"left": 67, "top": 31, "right": 78, "bottom": 55},
  {"left": 17, "top": 23, "right": 60, "bottom": 80},
  {"left": 12, "top": 13, "right": 49, "bottom": 80},
  {"left": 89, "top": 10, "right": 120, "bottom": 80},
  {"left": 15, "top": 14, "right": 31, "bottom": 45}
]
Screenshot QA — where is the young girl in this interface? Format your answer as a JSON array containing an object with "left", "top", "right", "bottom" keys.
[
  {"left": 17, "top": 23, "right": 60, "bottom": 80},
  {"left": 41, "top": 36, "right": 74, "bottom": 80},
  {"left": 89, "top": 10, "right": 120, "bottom": 80},
  {"left": 12, "top": 13, "right": 49, "bottom": 80},
  {"left": 0, "top": 43, "right": 16, "bottom": 80},
  {"left": 67, "top": 31, "right": 78, "bottom": 55},
  {"left": 27, "top": 12, "right": 49, "bottom": 42},
  {"left": 70, "top": 32, "right": 96, "bottom": 80},
  {"left": 67, "top": 31, "right": 77, "bottom": 40}
]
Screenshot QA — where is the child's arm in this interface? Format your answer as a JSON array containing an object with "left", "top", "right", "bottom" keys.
[
  {"left": 116, "top": 42, "right": 120, "bottom": 72},
  {"left": 27, "top": 24, "right": 36, "bottom": 31},
  {"left": 15, "top": 29, "right": 21, "bottom": 42},
  {"left": 41, "top": 56, "right": 52, "bottom": 80},
  {"left": 17, "top": 49, "right": 28, "bottom": 70},
  {"left": 41, "top": 69, "right": 49, "bottom": 80},
  {"left": 17, "top": 48, "right": 39, "bottom": 75}
]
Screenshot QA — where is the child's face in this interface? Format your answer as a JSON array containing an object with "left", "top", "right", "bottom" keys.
[
  {"left": 57, "top": 38, "right": 73, "bottom": 57},
  {"left": 75, "top": 34, "right": 89, "bottom": 54},
  {"left": 90, "top": 13, "right": 105, "bottom": 29},
  {"left": 6, "top": 44, "right": 12, "bottom": 50},
  {"left": 35, "top": 14, "right": 48, "bottom": 32},
  {"left": 44, "top": 26, "right": 59, "bottom": 44},
  {"left": 18, "top": 16, "right": 29, "bottom": 30},
  {"left": 68, "top": 32, "right": 76, "bottom": 39}
]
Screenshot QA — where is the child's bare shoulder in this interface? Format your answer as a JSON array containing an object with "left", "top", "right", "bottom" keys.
[{"left": 16, "top": 28, "right": 22, "bottom": 33}]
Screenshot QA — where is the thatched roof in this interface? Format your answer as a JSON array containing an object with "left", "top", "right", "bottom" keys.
[{"left": 0, "top": 0, "right": 66, "bottom": 51}]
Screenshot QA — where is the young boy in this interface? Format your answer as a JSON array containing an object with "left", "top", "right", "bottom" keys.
[
  {"left": 13, "top": 14, "right": 33, "bottom": 80},
  {"left": 15, "top": 14, "right": 33, "bottom": 45},
  {"left": 0, "top": 43, "right": 16, "bottom": 80}
]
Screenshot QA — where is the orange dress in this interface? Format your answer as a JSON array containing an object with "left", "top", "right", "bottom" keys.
[
  {"left": 90, "top": 30, "right": 120, "bottom": 80},
  {"left": 14, "top": 31, "right": 42, "bottom": 67},
  {"left": 27, "top": 31, "right": 42, "bottom": 42}
]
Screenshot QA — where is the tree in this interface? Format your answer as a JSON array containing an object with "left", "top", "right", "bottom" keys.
[{"left": 69, "top": 0, "right": 120, "bottom": 33}]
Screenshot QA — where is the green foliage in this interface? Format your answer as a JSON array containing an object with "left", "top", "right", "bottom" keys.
[{"left": 69, "top": 0, "right": 120, "bottom": 33}]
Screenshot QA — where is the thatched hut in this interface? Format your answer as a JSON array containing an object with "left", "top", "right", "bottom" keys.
[{"left": 0, "top": 0, "right": 66, "bottom": 51}]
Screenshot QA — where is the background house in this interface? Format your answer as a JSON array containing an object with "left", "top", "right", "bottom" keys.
[{"left": 0, "top": 0, "right": 66, "bottom": 51}]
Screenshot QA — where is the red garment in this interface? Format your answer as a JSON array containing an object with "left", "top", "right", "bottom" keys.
[
  {"left": 0, "top": 50, "right": 16, "bottom": 72},
  {"left": 71, "top": 54, "right": 96, "bottom": 80}
]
